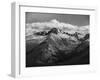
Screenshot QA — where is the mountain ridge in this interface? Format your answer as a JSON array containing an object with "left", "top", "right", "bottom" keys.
[{"left": 26, "top": 28, "right": 89, "bottom": 66}]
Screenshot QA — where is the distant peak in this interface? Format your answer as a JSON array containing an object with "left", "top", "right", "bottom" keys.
[{"left": 50, "top": 19, "right": 60, "bottom": 23}]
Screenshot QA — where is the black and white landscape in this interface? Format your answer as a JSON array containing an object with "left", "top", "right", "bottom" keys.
[{"left": 25, "top": 12, "right": 89, "bottom": 67}]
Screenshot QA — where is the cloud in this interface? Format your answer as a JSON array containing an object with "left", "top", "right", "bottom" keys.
[{"left": 26, "top": 19, "right": 89, "bottom": 36}]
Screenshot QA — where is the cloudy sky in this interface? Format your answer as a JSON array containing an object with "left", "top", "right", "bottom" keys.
[
  {"left": 25, "top": 12, "right": 89, "bottom": 37},
  {"left": 25, "top": 12, "right": 89, "bottom": 26}
]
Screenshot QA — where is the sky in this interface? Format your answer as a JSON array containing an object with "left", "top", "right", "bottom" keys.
[{"left": 25, "top": 12, "right": 89, "bottom": 27}]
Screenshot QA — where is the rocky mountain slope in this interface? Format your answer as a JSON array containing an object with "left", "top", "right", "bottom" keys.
[{"left": 26, "top": 27, "right": 89, "bottom": 67}]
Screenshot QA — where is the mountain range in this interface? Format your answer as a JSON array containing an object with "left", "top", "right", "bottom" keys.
[{"left": 26, "top": 27, "right": 89, "bottom": 67}]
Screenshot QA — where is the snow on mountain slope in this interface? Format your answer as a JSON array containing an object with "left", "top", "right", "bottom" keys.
[{"left": 26, "top": 19, "right": 89, "bottom": 40}]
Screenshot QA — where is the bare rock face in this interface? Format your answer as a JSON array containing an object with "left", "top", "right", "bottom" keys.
[{"left": 26, "top": 28, "right": 89, "bottom": 67}]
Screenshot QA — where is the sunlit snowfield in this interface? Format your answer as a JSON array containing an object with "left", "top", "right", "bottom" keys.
[{"left": 25, "top": 13, "right": 89, "bottom": 67}]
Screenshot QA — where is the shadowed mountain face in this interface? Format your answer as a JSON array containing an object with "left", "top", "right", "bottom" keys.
[{"left": 26, "top": 28, "right": 89, "bottom": 67}]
